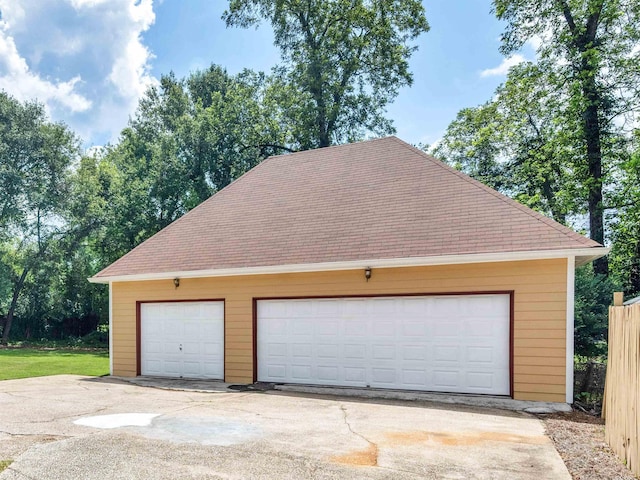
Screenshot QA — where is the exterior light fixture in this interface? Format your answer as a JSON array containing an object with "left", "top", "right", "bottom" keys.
[
  {"left": 173, "top": 278, "right": 180, "bottom": 288},
  {"left": 364, "top": 267, "right": 372, "bottom": 282}
]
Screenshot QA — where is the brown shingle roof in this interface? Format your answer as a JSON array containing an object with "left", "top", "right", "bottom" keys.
[{"left": 94, "top": 136, "right": 602, "bottom": 278}]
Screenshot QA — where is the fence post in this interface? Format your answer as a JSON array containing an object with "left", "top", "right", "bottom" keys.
[{"left": 613, "top": 292, "right": 624, "bottom": 306}]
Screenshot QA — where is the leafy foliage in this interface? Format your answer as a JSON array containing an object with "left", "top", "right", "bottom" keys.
[
  {"left": 0, "top": 93, "right": 81, "bottom": 343},
  {"left": 492, "top": 0, "right": 640, "bottom": 275},
  {"left": 224, "top": 0, "right": 429, "bottom": 147},
  {"left": 434, "top": 63, "right": 582, "bottom": 225},
  {"left": 609, "top": 135, "right": 640, "bottom": 297},
  {"left": 0, "top": 0, "right": 430, "bottom": 342},
  {"left": 574, "top": 265, "right": 618, "bottom": 356},
  {"left": 436, "top": 0, "right": 640, "bottom": 353}
]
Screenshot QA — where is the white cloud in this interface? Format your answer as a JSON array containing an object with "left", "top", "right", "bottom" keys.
[
  {"left": 480, "top": 54, "right": 526, "bottom": 78},
  {"left": 0, "top": 0, "right": 158, "bottom": 145},
  {"left": 526, "top": 35, "right": 543, "bottom": 52},
  {"left": 0, "top": 9, "right": 91, "bottom": 112}
]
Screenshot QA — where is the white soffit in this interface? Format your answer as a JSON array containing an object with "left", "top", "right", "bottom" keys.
[{"left": 88, "top": 247, "right": 609, "bottom": 284}]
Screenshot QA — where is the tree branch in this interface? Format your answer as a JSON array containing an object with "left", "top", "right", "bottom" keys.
[
  {"left": 585, "top": 1, "right": 605, "bottom": 41},
  {"left": 557, "top": 0, "right": 577, "bottom": 33}
]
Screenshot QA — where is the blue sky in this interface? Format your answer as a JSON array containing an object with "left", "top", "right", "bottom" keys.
[{"left": 0, "top": 1, "right": 535, "bottom": 149}]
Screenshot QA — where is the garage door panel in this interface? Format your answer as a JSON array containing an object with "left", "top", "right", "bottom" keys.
[
  {"left": 162, "top": 360, "right": 181, "bottom": 375},
  {"left": 291, "top": 365, "right": 312, "bottom": 380},
  {"left": 315, "top": 300, "right": 339, "bottom": 315},
  {"left": 467, "top": 346, "right": 493, "bottom": 363},
  {"left": 317, "top": 344, "right": 339, "bottom": 358},
  {"left": 402, "top": 345, "right": 427, "bottom": 361},
  {"left": 344, "top": 344, "right": 366, "bottom": 359},
  {"left": 141, "top": 301, "right": 224, "bottom": 380},
  {"left": 266, "top": 364, "right": 286, "bottom": 379},
  {"left": 434, "top": 320, "right": 462, "bottom": 337},
  {"left": 257, "top": 295, "right": 510, "bottom": 395},
  {"left": 433, "top": 370, "right": 460, "bottom": 388},
  {"left": 433, "top": 345, "right": 460, "bottom": 362},
  {"left": 402, "top": 369, "right": 427, "bottom": 386},
  {"left": 371, "top": 344, "right": 396, "bottom": 360},
  {"left": 402, "top": 321, "right": 427, "bottom": 336},
  {"left": 372, "top": 322, "right": 395, "bottom": 336},
  {"left": 316, "top": 321, "right": 339, "bottom": 335},
  {"left": 344, "top": 367, "right": 366, "bottom": 383},
  {"left": 371, "top": 367, "right": 397, "bottom": 385},
  {"left": 317, "top": 366, "right": 339, "bottom": 381},
  {"left": 182, "top": 361, "right": 201, "bottom": 376},
  {"left": 344, "top": 318, "right": 368, "bottom": 334},
  {"left": 291, "top": 343, "right": 311, "bottom": 357}
]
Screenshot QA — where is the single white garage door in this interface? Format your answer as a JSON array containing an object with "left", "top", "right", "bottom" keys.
[
  {"left": 141, "top": 301, "right": 224, "bottom": 379},
  {"left": 257, "top": 295, "right": 510, "bottom": 395}
]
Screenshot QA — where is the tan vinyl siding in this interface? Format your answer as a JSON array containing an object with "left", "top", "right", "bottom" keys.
[{"left": 111, "top": 258, "right": 568, "bottom": 402}]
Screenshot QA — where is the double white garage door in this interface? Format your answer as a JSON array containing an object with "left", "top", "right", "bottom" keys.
[{"left": 141, "top": 294, "right": 510, "bottom": 395}]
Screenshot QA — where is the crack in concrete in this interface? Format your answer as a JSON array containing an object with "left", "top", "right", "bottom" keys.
[
  {"left": 22, "top": 406, "right": 110, "bottom": 425},
  {"left": 339, "top": 404, "right": 379, "bottom": 467},
  {"left": 0, "top": 392, "right": 31, "bottom": 399},
  {"left": 0, "top": 430, "right": 70, "bottom": 439}
]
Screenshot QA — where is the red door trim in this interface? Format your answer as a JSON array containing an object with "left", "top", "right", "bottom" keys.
[{"left": 136, "top": 298, "right": 225, "bottom": 378}]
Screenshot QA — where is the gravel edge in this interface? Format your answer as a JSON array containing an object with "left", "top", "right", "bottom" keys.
[{"left": 541, "top": 411, "right": 637, "bottom": 480}]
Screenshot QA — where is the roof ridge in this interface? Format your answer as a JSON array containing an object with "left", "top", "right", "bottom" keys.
[
  {"left": 264, "top": 136, "right": 393, "bottom": 161},
  {"left": 389, "top": 137, "right": 599, "bottom": 248}
]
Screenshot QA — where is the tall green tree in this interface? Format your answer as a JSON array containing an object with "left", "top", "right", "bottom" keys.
[
  {"left": 0, "top": 93, "right": 80, "bottom": 343},
  {"left": 434, "top": 63, "right": 582, "bottom": 225},
  {"left": 493, "top": 0, "right": 640, "bottom": 274},
  {"left": 609, "top": 134, "right": 640, "bottom": 296},
  {"left": 73, "top": 65, "right": 288, "bottom": 266},
  {"left": 224, "top": 0, "right": 429, "bottom": 148}
]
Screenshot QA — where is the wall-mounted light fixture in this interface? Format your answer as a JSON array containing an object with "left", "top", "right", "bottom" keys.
[
  {"left": 364, "top": 267, "right": 372, "bottom": 282},
  {"left": 173, "top": 278, "right": 180, "bottom": 289}
]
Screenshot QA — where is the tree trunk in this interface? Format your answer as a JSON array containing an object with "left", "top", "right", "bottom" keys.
[
  {"left": 582, "top": 78, "right": 608, "bottom": 276},
  {"left": 1, "top": 267, "right": 29, "bottom": 344},
  {"left": 630, "top": 239, "right": 640, "bottom": 295}
]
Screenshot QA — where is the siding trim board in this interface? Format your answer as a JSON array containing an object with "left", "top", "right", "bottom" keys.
[
  {"left": 510, "top": 292, "right": 515, "bottom": 398},
  {"left": 253, "top": 291, "right": 515, "bottom": 398},
  {"left": 566, "top": 256, "right": 575, "bottom": 403},
  {"left": 135, "top": 298, "right": 226, "bottom": 377},
  {"left": 109, "top": 281, "right": 113, "bottom": 375}
]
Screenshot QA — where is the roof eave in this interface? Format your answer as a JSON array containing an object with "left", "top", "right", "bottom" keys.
[{"left": 88, "top": 246, "right": 609, "bottom": 284}]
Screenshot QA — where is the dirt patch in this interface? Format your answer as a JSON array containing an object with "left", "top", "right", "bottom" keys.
[
  {"left": 542, "top": 411, "right": 637, "bottom": 480},
  {"left": 330, "top": 444, "right": 378, "bottom": 466},
  {"left": 384, "top": 430, "right": 549, "bottom": 447}
]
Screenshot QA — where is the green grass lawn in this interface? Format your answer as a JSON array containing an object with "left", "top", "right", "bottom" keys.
[{"left": 0, "top": 348, "right": 109, "bottom": 380}]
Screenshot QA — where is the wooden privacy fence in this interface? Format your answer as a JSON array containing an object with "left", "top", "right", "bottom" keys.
[{"left": 602, "top": 300, "right": 640, "bottom": 477}]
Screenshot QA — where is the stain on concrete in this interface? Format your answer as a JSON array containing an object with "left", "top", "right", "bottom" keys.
[
  {"left": 335, "top": 404, "right": 379, "bottom": 467},
  {"left": 140, "top": 416, "right": 261, "bottom": 446},
  {"left": 384, "top": 430, "right": 549, "bottom": 447},
  {"left": 330, "top": 444, "right": 378, "bottom": 466},
  {"left": 73, "top": 413, "right": 261, "bottom": 447}
]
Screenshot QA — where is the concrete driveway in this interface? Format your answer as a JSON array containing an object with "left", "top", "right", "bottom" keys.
[{"left": 0, "top": 376, "right": 571, "bottom": 479}]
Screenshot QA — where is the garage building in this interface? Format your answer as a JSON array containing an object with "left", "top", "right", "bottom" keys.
[{"left": 90, "top": 137, "right": 607, "bottom": 403}]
